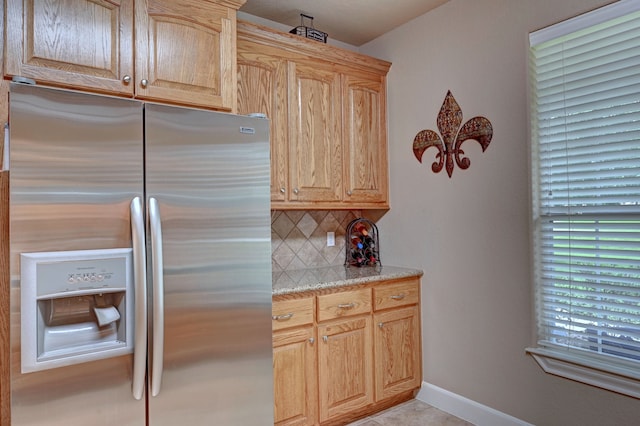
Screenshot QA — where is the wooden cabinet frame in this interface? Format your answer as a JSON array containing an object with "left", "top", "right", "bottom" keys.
[
  {"left": 237, "top": 21, "right": 391, "bottom": 210},
  {"left": 4, "top": 0, "right": 244, "bottom": 110},
  {"left": 272, "top": 275, "right": 422, "bottom": 426}
]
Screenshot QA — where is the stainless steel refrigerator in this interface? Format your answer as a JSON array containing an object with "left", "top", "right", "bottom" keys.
[{"left": 8, "top": 83, "right": 274, "bottom": 425}]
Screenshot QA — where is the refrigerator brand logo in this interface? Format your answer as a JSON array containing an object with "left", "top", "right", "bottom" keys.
[
  {"left": 240, "top": 126, "right": 256, "bottom": 134},
  {"left": 413, "top": 91, "right": 493, "bottom": 178}
]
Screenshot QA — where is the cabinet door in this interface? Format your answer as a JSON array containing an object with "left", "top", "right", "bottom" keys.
[
  {"left": 237, "top": 44, "right": 288, "bottom": 201},
  {"left": 318, "top": 316, "right": 373, "bottom": 422},
  {"left": 288, "top": 61, "right": 342, "bottom": 203},
  {"left": 342, "top": 72, "right": 389, "bottom": 205},
  {"left": 135, "top": 0, "right": 238, "bottom": 110},
  {"left": 273, "top": 327, "right": 317, "bottom": 426},
  {"left": 374, "top": 305, "right": 421, "bottom": 401},
  {"left": 5, "top": 0, "right": 134, "bottom": 95}
]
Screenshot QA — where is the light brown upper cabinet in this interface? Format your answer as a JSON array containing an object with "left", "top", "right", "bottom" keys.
[
  {"left": 342, "top": 72, "right": 389, "bottom": 205},
  {"left": 287, "top": 59, "right": 343, "bottom": 204},
  {"left": 4, "top": 0, "right": 244, "bottom": 110},
  {"left": 237, "top": 21, "right": 391, "bottom": 209},
  {"left": 236, "top": 43, "right": 288, "bottom": 201}
]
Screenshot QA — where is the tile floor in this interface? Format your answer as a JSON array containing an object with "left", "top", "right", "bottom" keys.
[{"left": 346, "top": 399, "right": 473, "bottom": 426}]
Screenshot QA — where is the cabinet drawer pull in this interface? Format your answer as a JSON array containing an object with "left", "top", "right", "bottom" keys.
[
  {"left": 272, "top": 312, "right": 294, "bottom": 321},
  {"left": 390, "top": 294, "right": 406, "bottom": 300},
  {"left": 337, "top": 303, "right": 355, "bottom": 309}
]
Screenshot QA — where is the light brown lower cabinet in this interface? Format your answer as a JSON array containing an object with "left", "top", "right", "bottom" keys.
[
  {"left": 318, "top": 315, "right": 373, "bottom": 422},
  {"left": 374, "top": 305, "right": 422, "bottom": 400},
  {"left": 272, "top": 296, "right": 317, "bottom": 425},
  {"left": 272, "top": 276, "right": 422, "bottom": 425},
  {"left": 273, "top": 326, "right": 318, "bottom": 425}
]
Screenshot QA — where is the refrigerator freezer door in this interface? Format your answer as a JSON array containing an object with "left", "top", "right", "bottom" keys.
[
  {"left": 144, "top": 104, "right": 274, "bottom": 425},
  {"left": 9, "top": 84, "right": 145, "bottom": 425}
]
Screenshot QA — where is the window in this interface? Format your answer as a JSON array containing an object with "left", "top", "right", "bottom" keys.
[{"left": 528, "top": 0, "right": 640, "bottom": 398}]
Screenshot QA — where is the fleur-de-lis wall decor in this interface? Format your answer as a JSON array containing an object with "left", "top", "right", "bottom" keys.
[{"left": 413, "top": 91, "right": 493, "bottom": 178}]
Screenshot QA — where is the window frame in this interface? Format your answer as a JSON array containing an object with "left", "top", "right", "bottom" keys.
[{"left": 526, "top": 0, "right": 640, "bottom": 398}]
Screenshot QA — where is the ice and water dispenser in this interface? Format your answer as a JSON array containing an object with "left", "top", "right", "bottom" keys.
[{"left": 20, "top": 248, "right": 134, "bottom": 373}]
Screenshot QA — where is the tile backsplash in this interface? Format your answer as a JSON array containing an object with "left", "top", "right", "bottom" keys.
[{"left": 271, "top": 210, "right": 362, "bottom": 271}]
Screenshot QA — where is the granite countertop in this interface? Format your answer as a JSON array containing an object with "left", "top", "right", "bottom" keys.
[{"left": 272, "top": 265, "right": 423, "bottom": 296}]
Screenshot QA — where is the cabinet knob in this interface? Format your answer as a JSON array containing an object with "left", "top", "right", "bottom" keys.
[
  {"left": 140, "top": 79, "right": 149, "bottom": 88},
  {"left": 122, "top": 75, "right": 132, "bottom": 84},
  {"left": 346, "top": 190, "right": 352, "bottom": 196},
  {"left": 322, "top": 335, "right": 328, "bottom": 343},
  {"left": 309, "top": 337, "right": 315, "bottom": 345},
  {"left": 293, "top": 188, "right": 299, "bottom": 195},
  {"left": 280, "top": 187, "right": 285, "bottom": 193},
  {"left": 378, "top": 322, "right": 384, "bottom": 329}
]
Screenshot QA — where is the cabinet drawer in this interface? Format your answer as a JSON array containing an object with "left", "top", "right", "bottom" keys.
[
  {"left": 272, "top": 296, "right": 314, "bottom": 331},
  {"left": 317, "top": 288, "right": 372, "bottom": 322},
  {"left": 373, "top": 279, "right": 420, "bottom": 311}
]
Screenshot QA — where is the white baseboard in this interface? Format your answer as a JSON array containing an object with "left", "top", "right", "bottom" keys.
[{"left": 416, "top": 382, "right": 534, "bottom": 426}]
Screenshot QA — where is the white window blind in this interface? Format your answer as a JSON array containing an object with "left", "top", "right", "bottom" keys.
[{"left": 529, "top": 0, "right": 640, "bottom": 389}]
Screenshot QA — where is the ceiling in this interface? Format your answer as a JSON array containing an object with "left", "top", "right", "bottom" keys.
[{"left": 239, "top": 0, "right": 450, "bottom": 46}]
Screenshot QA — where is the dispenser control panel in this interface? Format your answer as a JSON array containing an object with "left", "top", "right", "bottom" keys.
[{"left": 36, "top": 256, "right": 128, "bottom": 297}]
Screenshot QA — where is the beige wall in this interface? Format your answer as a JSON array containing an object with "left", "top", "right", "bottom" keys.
[{"left": 361, "top": 0, "right": 638, "bottom": 425}]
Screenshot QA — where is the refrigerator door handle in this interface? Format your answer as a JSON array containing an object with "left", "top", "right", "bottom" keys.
[
  {"left": 149, "top": 197, "right": 165, "bottom": 397},
  {"left": 130, "top": 197, "right": 148, "bottom": 400}
]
